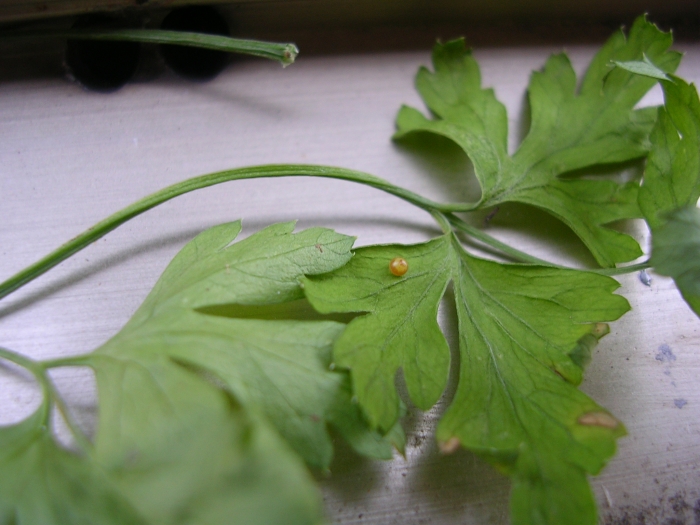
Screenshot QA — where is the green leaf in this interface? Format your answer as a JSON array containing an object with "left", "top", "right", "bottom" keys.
[
  {"left": 131, "top": 220, "right": 355, "bottom": 321},
  {"left": 440, "top": 244, "right": 628, "bottom": 525},
  {"left": 95, "top": 221, "right": 400, "bottom": 469},
  {"left": 636, "top": 73, "right": 700, "bottom": 317},
  {"left": 303, "top": 234, "right": 629, "bottom": 525},
  {"left": 2, "top": 221, "right": 381, "bottom": 525},
  {"left": 0, "top": 403, "right": 146, "bottom": 525},
  {"left": 86, "top": 353, "right": 326, "bottom": 525},
  {"left": 302, "top": 238, "right": 453, "bottom": 430},
  {"left": 651, "top": 206, "right": 700, "bottom": 316},
  {"left": 395, "top": 16, "right": 682, "bottom": 267},
  {"left": 639, "top": 77, "right": 700, "bottom": 229},
  {"left": 510, "top": 445, "right": 600, "bottom": 525}
]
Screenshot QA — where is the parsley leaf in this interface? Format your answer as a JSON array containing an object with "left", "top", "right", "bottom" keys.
[
  {"left": 90, "top": 221, "right": 401, "bottom": 469},
  {"left": 639, "top": 77, "right": 700, "bottom": 229},
  {"left": 302, "top": 237, "right": 453, "bottom": 431},
  {"left": 3, "top": 16, "right": 695, "bottom": 525},
  {"left": 89, "top": 355, "right": 326, "bottom": 525},
  {"left": 652, "top": 207, "right": 700, "bottom": 316},
  {"left": 2, "top": 220, "right": 410, "bottom": 525},
  {"left": 1, "top": 371, "right": 325, "bottom": 525},
  {"left": 394, "top": 16, "right": 681, "bottom": 267},
  {"left": 631, "top": 72, "right": 700, "bottom": 317},
  {"left": 0, "top": 403, "right": 145, "bottom": 525},
  {"left": 303, "top": 235, "right": 629, "bottom": 524},
  {"left": 91, "top": 354, "right": 329, "bottom": 524},
  {"left": 440, "top": 243, "right": 628, "bottom": 525}
]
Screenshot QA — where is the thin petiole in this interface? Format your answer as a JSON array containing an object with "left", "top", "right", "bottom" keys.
[
  {"left": 0, "top": 163, "right": 650, "bottom": 301},
  {"left": 0, "top": 346, "right": 42, "bottom": 375},
  {"left": 593, "top": 261, "right": 651, "bottom": 276},
  {"left": 1, "top": 28, "right": 299, "bottom": 66},
  {"left": 0, "top": 164, "right": 474, "bottom": 301},
  {"left": 431, "top": 211, "right": 453, "bottom": 235},
  {"left": 44, "top": 377, "right": 94, "bottom": 455},
  {"left": 447, "top": 213, "right": 652, "bottom": 276},
  {"left": 0, "top": 347, "right": 52, "bottom": 428},
  {"left": 0, "top": 346, "right": 93, "bottom": 454},
  {"left": 39, "top": 355, "right": 93, "bottom": 369},
  {"left": 446, "top": 213, "right": 556, "bottom": 266}
]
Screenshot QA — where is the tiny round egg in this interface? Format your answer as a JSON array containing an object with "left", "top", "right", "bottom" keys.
[{"left": 389, "top": 257, "right": 408, "bottom": 276}]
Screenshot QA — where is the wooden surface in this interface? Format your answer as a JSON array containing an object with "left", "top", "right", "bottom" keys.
[{"left": 1, "top": 28, "right": 699, "bottom": 524}]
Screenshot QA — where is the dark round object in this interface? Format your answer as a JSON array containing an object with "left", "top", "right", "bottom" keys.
[
  {"left": 65, "top": 16, "right": 140, "bottom": 92},
  {"left": 159, "top": 6, "right": 229, "bottom": 81}
]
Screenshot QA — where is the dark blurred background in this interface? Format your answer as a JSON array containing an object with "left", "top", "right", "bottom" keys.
[{"left": 1, "top": 0, "right": 697, "bottom": 83}]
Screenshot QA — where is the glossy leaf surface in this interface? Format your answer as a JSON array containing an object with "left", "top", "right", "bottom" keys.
[
  {"left": 304, "top": 233, "right": 629, "bottom": 525},
  {"left": 395, "top": 16, "right": 681, "bottom": 267}
]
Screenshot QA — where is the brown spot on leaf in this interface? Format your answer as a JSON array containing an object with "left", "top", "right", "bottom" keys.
[
  {"left": 439, "top": 436, "right": 461, "bottom": 454},
  {"left": 483, "top": 206, "right": 500, "bottom": 226},
  {"left": 591, "top": 323, "right": 609, "bottom": 338},
  {"left": 578, "top": 411, "right": 620, "bottom": 429}
]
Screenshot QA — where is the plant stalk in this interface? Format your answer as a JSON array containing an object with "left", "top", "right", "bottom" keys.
[
  {"left": 0, "top": 346, "right": 42, "bottom": 376},
  {"left": 0, "top": 164, "right": 474, "bottom": 300},
  {"left": 446, "top": 213, "right": 555, "bottom": 266},
  {"left": 40, "top": 355, "right": 94, "bottom": 369},
  {"left": 2, "top": 28, "right": 299, "bottom": 66},
  {"left": 0, "top": 164, "right": 651, "bottom": 301},
  {"left": 0, "top": 347, "right": 92, "bottom": 453},
  {"left": 447, "top": 213, "right": 651, "bottom": 275}
]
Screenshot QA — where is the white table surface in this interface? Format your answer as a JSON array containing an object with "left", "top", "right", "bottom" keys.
[{"left": 1, "top": 30, "right": 699, "bottom": 524}]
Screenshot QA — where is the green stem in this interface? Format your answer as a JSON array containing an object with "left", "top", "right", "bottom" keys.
[
  {"left": 447, "top": 213, "right": 555, "bottom": 265},
  {"left": 594, "top": 261, "right": 651, "bottom": 276},
  {"left": 0, "top": 164, "right": 471, "bottom": 301},
  {"left": 447, "top": 213, "right": 651, "bottom": 275},
  {"left": 0, "top": 347, "right": 51, "bottom": 428},
  {"left": 0, "top": 163, "right": 649, "bottom": 300},
  {"left": 0, "top": 347, "right": 92, "bottom": 453},
  {"left": 431, "top": 211, "right": 453, "bottom": 235},
  {"left": 0, "top": 346, "right": 42, "bottom": 377},
  {"left": 44, "top": 378, "right": 94, "bottom": 454},
  {"left": 40, "top": 355, "right": 94, "bottom": 369},
  {"left": 2, "top": 29, "right": 298, "bottom": 66}
]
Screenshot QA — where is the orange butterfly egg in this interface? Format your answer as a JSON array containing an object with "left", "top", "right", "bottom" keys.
[{"left": 389, "top": 257, "right": 408, "bottom": 276}]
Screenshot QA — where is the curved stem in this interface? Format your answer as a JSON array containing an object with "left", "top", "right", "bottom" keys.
[
  {"left": 594, "top": 261, "right": 651, "bottom": 276},
  {"left": 2, "top": 29, "right": 298, "bottom": 66},
  {"left": 448, "top": 213, "right": 652, "bottom": 276},
  {"left": 0, "top": 164, "right": 470, "bottom": 301},
  {"left": 0, "top": 162, "right": 649, "bottom": 300},
  {"left": 0, "top": 347, "right": 92, "bottom": 453},
  {"left": 0, "top": 346, "right": 42, "bottom": 377},
  {"left": 431, "top": 211, "right": 453, "bottom": 235},
  {"left": 447, "top": 213, "right": 555, "bottom": 266},
  {"left": 44, "top": 378, "right": 94, "bottom": 455},
  {"left": 0, "top": 347, "right": 51, "bottom": 428}
]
